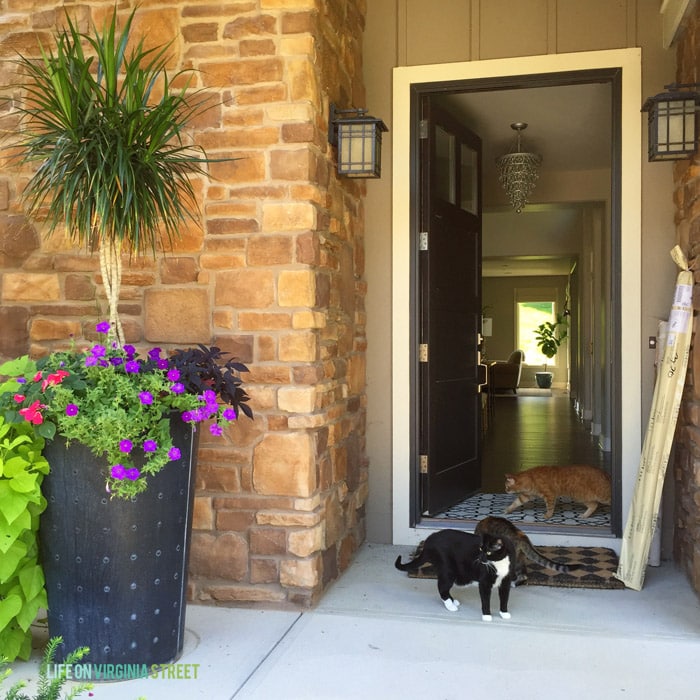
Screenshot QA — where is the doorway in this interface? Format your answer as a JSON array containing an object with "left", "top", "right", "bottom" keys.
[{"left": 391, "top": 49, "right": 642, "bottom": 549}]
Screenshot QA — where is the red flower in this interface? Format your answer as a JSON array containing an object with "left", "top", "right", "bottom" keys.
[
  {"left": 19, "top": 400, "right": 46, "bottom": 425},
  {"left": 41, "top": 369, "right": 70, "bottom": 391}
]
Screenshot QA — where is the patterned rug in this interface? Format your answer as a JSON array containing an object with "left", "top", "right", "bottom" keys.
[
  {"left": 405, "top": 546, "right": 626, "bottom": 589},
  {"left": 435, "top": 492, "right": 611, "bottom": 529}
]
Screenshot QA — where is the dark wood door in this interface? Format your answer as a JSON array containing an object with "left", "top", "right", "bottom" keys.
[{"left": 419, "top": 100, "right": 483, "bottom": 516}]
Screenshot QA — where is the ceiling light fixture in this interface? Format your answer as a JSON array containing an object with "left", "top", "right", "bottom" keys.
[{"left": 496, "top": 122, "right": 542, "bottom": 213}]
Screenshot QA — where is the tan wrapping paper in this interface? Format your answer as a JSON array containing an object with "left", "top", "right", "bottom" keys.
[{"left": 616, "top": 246, "right": 693, "bottom": 590}]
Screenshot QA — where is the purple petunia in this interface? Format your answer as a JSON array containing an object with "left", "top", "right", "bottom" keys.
[
  {"left": 125, "top": 467, "right": 140, "bottom": 481},
  {"left": 210, "top": 424, "right": 223, "bottom": 437},
  {"left": 84, "top": 355, "right": 98, "bottom": 367},
  {"left": 91, "top": 344, "right": 106, "bottom": 358},
  {"left": 170, "top": 382, "right": 185, "bottom": 394},
  {"left": 125, "top": 360, "right": 140, "bottom": 374},
  {"left": 109, "top": 357, "right": 123, "bottom": 366},
  {"left": 222, "top": 408, "right": 237, "bottom": 421},
  {"left": 168, "top": 447, "right": 182, "bottom": 461},
  {"left": 123, "top": 344, "right": 136, "bottom": 358},
  {"left": 119, "top": 439, "right": 133, "bottom": 453},
  {"left": 110, "top": 464, "right": 126, "bottom": 480},
  {"left": 148, "top": 348, "right": 162, "bottom": 361},
  {"left": 181, "top": 411, "right": 194, "bottom": 422},
  {"left": 143, "top": 440, "right": 158, "bottom": 453},
  {"left": 138, "top": 391, "right": 153, "bottom": 405},
  {"left": 96, "top": 322, "right": 110, "bottom": 334},
  {"left": 156, "top": 359, "right": 169, "bottom": 370},
  {"left": 65, "top": 403, "right": 79, "bottom": 417}
]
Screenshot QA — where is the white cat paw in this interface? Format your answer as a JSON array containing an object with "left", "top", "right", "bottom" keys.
[
  {"left": 443, "top": 599, "right": 460, "bottom": 612},
  {"left": 499, "top": 611, "right": 511, "bottom": 620},
  {"left": 481, "top": 614, "right": 493, "bottom": 622}
]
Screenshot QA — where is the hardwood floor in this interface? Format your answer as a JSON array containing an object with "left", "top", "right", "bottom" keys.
[
  {"left": 481, "top": 389, "right": 609, "bottom": 493},
  {"left": 428, "top": 388, "right": 613, "bottom": 530}
]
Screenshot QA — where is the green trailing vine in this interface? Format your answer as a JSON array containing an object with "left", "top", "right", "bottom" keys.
[
  {"left": 0, "top": 636, "right": 92, "bottom": 700},
  {"left": 0, "top": 370, "right": 49, "bottom": 662}
]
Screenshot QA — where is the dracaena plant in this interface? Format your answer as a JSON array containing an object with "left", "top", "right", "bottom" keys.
[{"left": 11, "top": 7, "right": 211, "bottom": 347}]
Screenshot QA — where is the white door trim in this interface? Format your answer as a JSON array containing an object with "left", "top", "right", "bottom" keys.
[{"left": 391, "top": 49, "right": 642, "bottom": 549}]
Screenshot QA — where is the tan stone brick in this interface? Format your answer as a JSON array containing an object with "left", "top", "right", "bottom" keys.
[
  {"left": 29, "top": 319, "right": 81, "bottom": 342},
  {"left": 202, "top": 57, "right": 283, "bottom": 87},
  {"left": 270, "top": 148, "right": 314, "bottom": 180},
  {"left": 2, "top": 273, "right": 59, "bottom": 301},
  {"left": 280, "top": 557, "right": 320, "bottom": 588},
  {"left": 287, "top": 57, "right": 318, "bottom": 102},
  {"left": 250, "top": 527, "right": 286, "bottom": 555},
  {"left": 257, "top": 335, "right": 277, "bottom": 361},
  {"left": 213, "top": 309, "right": 235, "bottom": 329},
  {"left": 256, "top": 510, "right": 322, "bottom": 527},
  {"left": 279, "top": 331, "right": 317, "bottom": 361},
  {"left": 347, "top": 353, "right": 366, "bottom": 394},
  {"left": 201, "top": 254, "right": 246, "bottom": 270},
  {"left": 160, "top": 257, "right": 198, "bottom": 284},
  {"left": 251, "top": 558, "right": 279, "bottom": 583},
  {"left": 278, "top": 386, "right": 316, "bottom": 413},
  {"left": 144, "top": 288, "right": 211, "bottom": 343},
  {"left": 209, "top": 152, "right": 266, "bottom": 183},
  {"left": 288, "top": 524, "right": 324, "bottom": 557},
  {"left": 239, "top": 312, "right": 291, "bottom": 330},
  {"left": 292, "top": 310, "right": 326, "bottom": 329},
  {"left": 278, "top": 269, "right": 316, "bottom": 307},
  {"left": 216, "top": 269, "right": 275, "bottom": 308},
  {"left": 190, "top": 532, "right": 248, "bottom": 580},
  {"left": 266, "top": 103, "right": 314, "bottom": 123},
  {"left": 216, "top": 509, "right": 256, "bottom": 531},
  {"left": 262, "top": 202, "right": 316, "bottom": 231},
  {"left": 263, "top": 0, "right": 316, "bottom": 9},
  {"left": 204, "top": 584, "right": 286, "bottom": 603},
  {"left": 236, "top": 84, "right": 288, "bottom": 105},
  {"left": 253, "top": 432, "right": 316, "bottom": 496},
  {"left": 248, "top": 235, "right": 294, "bottom": 266},
  {"left": 280, "top": 35, "right": 314, "bottom": 56},
  {"left": 193, "top": 497, "right": 214, "bottom": 530},
  {"left": 240, "top": 38, "right": 276, "bottom": 56}
]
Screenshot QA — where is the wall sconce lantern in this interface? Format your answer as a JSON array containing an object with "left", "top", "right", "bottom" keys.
[
  {"left": 328, "top": 103, "right": 388, "bottom": 178},
  {"left": 641, "top": 83, "right": 700, "bottom": 161}
]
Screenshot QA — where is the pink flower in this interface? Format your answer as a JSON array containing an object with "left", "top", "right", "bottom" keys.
[
  {"left": 19, "top": 400, "right": 45, "bottom": 425},
  {"left": 13, "top": 394, "right": 25, "bottom": 403}
]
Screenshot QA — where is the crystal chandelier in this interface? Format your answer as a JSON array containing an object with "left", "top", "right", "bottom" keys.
[{"left": 496, "top": 122, "right": 542, "bottom": 213}]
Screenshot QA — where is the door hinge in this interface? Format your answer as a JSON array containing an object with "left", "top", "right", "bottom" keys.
[
  {"left": 419, "top": 231, "right": 428, "bottom": 251},
  {"left": 419, "top": 343, "right": 428, "bottom": 362},
  {"left": 419, "top": 119, "right": 428, "bottom": 139},
  {"left": 420, "top": 454, "right": 428, "bottom": 473}
]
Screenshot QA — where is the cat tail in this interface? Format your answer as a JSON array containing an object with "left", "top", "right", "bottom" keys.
[
  {"left": 394, "top": 546, "right": 429, "bottom": 572},
  {"left": 523, "top": 542, "right": 579, "bottom": 573}
]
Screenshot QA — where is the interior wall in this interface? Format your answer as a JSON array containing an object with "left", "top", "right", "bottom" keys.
[
  {"left": 364, "top": 0, "right": 677, "bottom": 545},
  {"left": 483, "top": 276, "right": 569, "bottom": 388}
]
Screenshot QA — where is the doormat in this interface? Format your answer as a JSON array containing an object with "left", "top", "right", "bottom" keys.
[
  {"left": 496, "top": 388, "right": 552, "bottom": 397},
  {"left": 405, "top": 546, "right": 626, "bottom": 590}
]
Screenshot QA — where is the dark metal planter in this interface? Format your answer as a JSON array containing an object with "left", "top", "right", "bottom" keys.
[{"left": 39, "top": 418, "right": 198, "bottom": 666}]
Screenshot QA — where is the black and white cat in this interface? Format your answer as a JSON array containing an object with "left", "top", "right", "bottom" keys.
[{"left": 394, "top": 529, "right": 513, "bottom": 621}]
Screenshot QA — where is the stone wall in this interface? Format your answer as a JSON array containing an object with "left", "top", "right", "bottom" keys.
[
  {"left": 673, "top": 1, "right": 700, "bottom": 597},
  {"left": 0, "top": 0, "right": 369, "bottom": 607}
]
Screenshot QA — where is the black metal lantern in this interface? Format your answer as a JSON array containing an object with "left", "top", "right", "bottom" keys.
[
  {"left": 328, "top": 103, "right": 388, "bottom": 178},
  {"left": 641, "top": 83, "right": 700, "bottom": 161}
]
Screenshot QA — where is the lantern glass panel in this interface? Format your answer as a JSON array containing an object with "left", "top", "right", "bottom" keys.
[
  {"left": 337, "top": 122, "right": 382, "bottom": 177},
  {"left": 649, "top": 97, "right": 697, "bottom": 160}
]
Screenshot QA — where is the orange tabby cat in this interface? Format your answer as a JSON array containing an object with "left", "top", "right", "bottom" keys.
[{"left": 504, "top": 465, "right": 611, "bottom": 519}]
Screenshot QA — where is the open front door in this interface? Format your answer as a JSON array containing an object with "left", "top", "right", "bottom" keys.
[{"left": 419, "top": 100, "right": 483, "bottom": 516}]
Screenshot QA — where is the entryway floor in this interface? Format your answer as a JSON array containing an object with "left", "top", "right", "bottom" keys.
[{"left": 7, "top": 543, "right": 700, "bottom": 699}]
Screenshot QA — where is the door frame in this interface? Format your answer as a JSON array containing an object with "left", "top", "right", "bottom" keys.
[{"left": 391, "top": 49, "right": 642, "bottom": 549}]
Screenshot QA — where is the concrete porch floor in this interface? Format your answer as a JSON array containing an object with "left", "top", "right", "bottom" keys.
[{"left": 6, "top": 542, "right": 700, "bottom": 700}]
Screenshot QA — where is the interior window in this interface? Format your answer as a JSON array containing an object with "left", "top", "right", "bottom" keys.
[{"left": 517, "top": 300, "right": 555, "bottom": 365}]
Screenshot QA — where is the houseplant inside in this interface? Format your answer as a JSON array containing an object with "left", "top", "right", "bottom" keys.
[
  {"left": 0, "top": 7, "right": 250, "bottom": 665},
  {"left": 533, "top": 313, "right": 568, "bottom": 389}
]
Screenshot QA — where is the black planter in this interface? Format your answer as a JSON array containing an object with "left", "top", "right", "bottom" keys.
[
  {"left": 535, "top": 371, "right": 553, "bottom": 389},
  {"left": 39, "top": 418, "right": 198, "bottom": 666}
]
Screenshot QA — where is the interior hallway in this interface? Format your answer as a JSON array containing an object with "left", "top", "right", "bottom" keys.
[{"left": 431, "top": 389, "right": 612, "bottom": 531}]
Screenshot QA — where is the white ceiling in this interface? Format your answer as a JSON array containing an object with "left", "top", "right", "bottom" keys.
[{"left": 440, "top": 82, "right": 612, "bottom": 277}]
